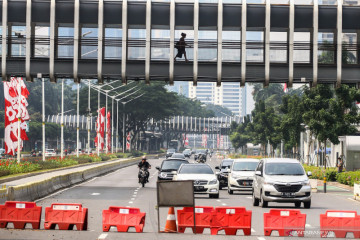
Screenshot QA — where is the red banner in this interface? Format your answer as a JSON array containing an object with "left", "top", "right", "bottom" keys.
[
  {"left": 107, "top": 111, "right": 111, "bottom": 151},
  {"left": 126, "top": 132, "right": 131, "bottom": 151},
  {"left": 3, "top": 77, "right": 30, "bottom": 155},
  {"left": 94, "top": 107, "right": 105, "bottom": 150}
]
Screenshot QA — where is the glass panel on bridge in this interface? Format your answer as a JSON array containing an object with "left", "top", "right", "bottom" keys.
[
  {"left": 246, "top": 31, "right": 264, "bottom": 63},
  {"left": 248, "top": 0, "right": 265, "bottom": 3},
  {"left": 199, "top": 31, "right": 217, "bottom": 62},
  {"left": 343, "top": 0, "right": 360, "bottom": 5},
  {"left": 104, "top": 27, "right": 122, "bottom": 60},
  {"left": 175, "top": 30, "right": 194, "bottom": 61},
  {"left": 81, "top": 27, "right": 98, "bottom": 59},
  {"left": 270, "top": 32, "right": 287, "bottom": 63},
  {"left": 294, "top": 0, "right": 313, "bottom": 4},
  {"left": 222, "top": 31, "right": 241, "bottom": 62},
  {"left": 11, "top": 26, "right": 26, "bottom": 57},
  {"left": 58, "top": 27, "right": 74, "bottom": 58},
  {"left": 318, "top": 32, "right": 335, "bottom": 64},
  {"left": 294, "top": 32, "right": 310, "bottom": 63},
  {"left": 270, "top": 0, "right": 289, "bottom": 3},
  {"left": 151, "top": 29, "right": 170, "bottom": 61},
  {"left": 319, "top": 0, "right": 337, "bottom": 4},
  {"left": 34, "top": 26, "right": 50, "bottom": 58},
  {"left": 342, "top": 33, "right": 358, "bottom": 64},
  {"left": 128, "top": 29, "right": 146, "bottom": 60}
]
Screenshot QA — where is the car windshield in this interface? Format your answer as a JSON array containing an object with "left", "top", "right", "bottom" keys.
[
  {"left": 233, "top": 162, "right": 258, "bottom": 171},
  {"left": 172, "top": 154, "right": 184, "bottom": 158},
  {"left": 221, "top": 160, "right": 233, "bottom": 169},
  {"left": 162, "top": 160, "right": 188, "bottom": 170},
  {"left": 265, "top": 163, "right": 305, "bottom": 175},
  {"left": 196, "top": 150, "right": 206, "bottom": 154},
  {"left": 179, "top": 165, "right": 214, "bottom": 174},
  {"left": 167, "top": 149, "right": 175, "bottom": 153}
]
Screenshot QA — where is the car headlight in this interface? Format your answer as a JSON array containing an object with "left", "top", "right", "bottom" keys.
[
  {"left": 264, "top": 180, "right": 274, "bottom": 185},
  {"left": 160, "top": 172, "right": 167, "bottom": 178},
  {"left": 301, "top": 180, "right": 310, "bottom": 186},
  {"left": 209, "top": 179, "right": 217, "bottom": 185}
]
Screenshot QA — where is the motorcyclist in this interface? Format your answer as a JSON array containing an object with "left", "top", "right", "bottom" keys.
[{"left": 138, "top": 156, "right": 151, "bottom": 183}]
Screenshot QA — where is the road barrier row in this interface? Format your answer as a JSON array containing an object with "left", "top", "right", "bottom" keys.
[{"left": 0, "top": 201, "right": 359, "bottom": 238}]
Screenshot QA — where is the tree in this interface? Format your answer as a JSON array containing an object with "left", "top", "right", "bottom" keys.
[
  {"left": 230, "top": 115, "right": 252, "bottom": 153},
  {"left": 251, "top": 83, "right": 285, "bottom": 112},
  {"left": 280, "top": 94, "right": 305, "bottom": 154}
]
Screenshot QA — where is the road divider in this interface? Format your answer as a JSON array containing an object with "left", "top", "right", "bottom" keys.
[
  {"left": 263, "top": 209, "right": 306, "bottom": 237},
  {"left": 320, "top": 210, "right": 360, "bottom": 238},
  {"left": 177, "top": 206, "right": 214, "bottom": 234},
  {"left": 0, "top": 201, "right": 41, "bottom": 229},
  {"left": 211, "top": 207, "right": 252, "bottom": 235},
  {"left": 44, "top": 203, "right": 88, "bottom": 230},
  {"left": 2, "top": 154, "right": 162, "bottom": 203},
  {"left": 102, "top": 206, "right": 146, "bottom": 232}
]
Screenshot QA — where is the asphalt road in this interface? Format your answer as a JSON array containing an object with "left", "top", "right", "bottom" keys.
[{"left": 0, "top": 155, "right": 359, "bottom": 240}]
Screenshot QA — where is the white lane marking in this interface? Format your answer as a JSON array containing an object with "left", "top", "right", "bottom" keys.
[
  {"left": 348, "top": 198, "right": 357, "bottom": 202},
  {"left": 216, "top": 200, "right": 221, "bottom": 202},
  {"left": 98, "top": 233, "right": 108, "bottom": 240},
  {"left": 222, "top": 203, "right": 227, "bottom": 206},
  {"left": 132, "top": 195, "right": 137, "bottom": 197},
  {"left": 246, "top": 197, "right": 252, "bottom": 199},
  {"left": 129, "top": 201, "right": 133, "bottom": 204},
  {"left": 251, "top": 228, "right": 256, "bottom": 233},
  {"left": 305, "top": 224, "right": 312, "bottom": 228},
  {"left": 91, "top": 193, "right": 100, "bottom": 196},
  {"left": 131, "top": 198, "right": 135, "bottom": 201},
  {"left": 257, "top": 237, "right": 266, "bottom": 240},
  {"left": 126, "top": 206, "right": 130, "bottom": 207}
]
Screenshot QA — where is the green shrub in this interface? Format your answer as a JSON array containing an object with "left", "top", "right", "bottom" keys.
[
  {"left": 303, "top": 165, "right": 337, "bottom": 181},
  {"left": 0, "top": 170, "right": 11, "bottom": 177},
  {"left": 336, "top": 171, "right": 360, "bottom": 186},
  {"left": 130, "top": 150, "right": 144, "bottom": 157}
]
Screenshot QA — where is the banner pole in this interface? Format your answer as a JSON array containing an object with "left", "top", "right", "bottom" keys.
[{"left": 17, "top": 79, "right": 21, "bottom": 163}]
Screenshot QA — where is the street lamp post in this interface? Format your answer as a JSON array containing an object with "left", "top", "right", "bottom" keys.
[
  {"left": 87, "top": 80, "right": 91, "bottom": 154},
  {"left": 40, "top": 74, "right": 45, "bottom": 161},
  {"left": 97, "top": 91, "right": 100, "bottom": 156},
  {"left": 61, "top": 79, "right": 64, "bottom": 159},
  {"left": 76, "top": 82, "right": 80, "bottom": 158}
]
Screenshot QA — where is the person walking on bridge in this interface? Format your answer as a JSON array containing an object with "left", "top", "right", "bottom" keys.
[{"left": 174, "top": 32, "right": 190, "bottom": 62}]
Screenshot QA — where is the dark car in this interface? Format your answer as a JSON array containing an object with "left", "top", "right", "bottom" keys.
[
  {"left": 215, "top": 159, "right": 234, "bottom": 190},
  {"left": 166, "top": 148, "right": 176, "bottom": 158},
  {"left": 171, "top": 153, "right": 186, "bottom": 159},
  {"left": 194, "top": 149, "right": 207, "bottom": 161},
  {"left": 156, "top": 158, "right": 189, "bottom": 180}
]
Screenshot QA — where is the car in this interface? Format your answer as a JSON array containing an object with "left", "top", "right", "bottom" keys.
[
  {"left": 171, "top": 153, "right": 186, "bottom": 159},
  {"left": 173, "top": 163, "right": 219, "bottom": 198},
  {"left": 215, "top": 159, "right": 234, "bottom": 190},
  {"left": 45, "top": 149, "right": 56, "bottom": 157},
  {"left": 194, "top": 149, "right": 207, "bottom": 161},
  {"left": 252, "top": 158, "right": 312, "bottom": 209},
  {"left": 182, "top": 149, "right": 191, "bottom": 158},
  {"left": 227, "top": 158, "right": 259, "bottom": 194},
  {"left": 156, "top": 158, "right": 189, "bottom": 180},
  {"left": 166, "top": 148, "right": 176, "bottom": 158}
]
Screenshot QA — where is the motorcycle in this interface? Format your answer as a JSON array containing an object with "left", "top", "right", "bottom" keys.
[
  {"left": 138, "top": 167, "right": 148, "bottom": 187},
  {"left": 197, "top": 153, "right": 207, "bottom": 163}
]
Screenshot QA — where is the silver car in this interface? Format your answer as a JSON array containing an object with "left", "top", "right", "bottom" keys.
[{"left": 252, "top": 158, "right": 312, "bottom": 209}]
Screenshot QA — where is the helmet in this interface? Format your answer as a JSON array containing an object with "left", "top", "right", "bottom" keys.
[{"left": 141, "top": 156, "right": 147, "bottom": 161}]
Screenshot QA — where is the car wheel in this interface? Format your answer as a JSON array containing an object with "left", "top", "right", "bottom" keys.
[
  {"left": 228, "top": 189, "right": 233, "bottom": 195},
  {"left": 304, "top": 201, "right": 311, "bottom": 209},
  {"left": 260, "top": 191, "right": 268, "bottom": 208},
  {"left": 219, "top": 185, "right": 222, "bottom": 190},
  {"left": 212, "top": 193, "right": 219, "bottom": 199},
  {"left": 252, "top": 190, "right": 259, "bottom": 206},
  {"left": 295, "top": 202, "right": 301, "bottom": 208}
]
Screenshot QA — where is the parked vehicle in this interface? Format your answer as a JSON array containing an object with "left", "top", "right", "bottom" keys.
[
  {"left": 166, "top": 148, "right": 176, "bottom": 158},
  {"left": 252, "top": 158, "right": 312, "bottom": 209},
  {"left": 156, "top": 158, "right": 189, "bottom": 180},
  {"left": 227, "top": 158, "right": 258, "bottom": 194},
  {"left": 173, "top": 163, "right": 219, "bottom": 198},
  {"left": 215, "top": 159, "right": 234, "bottom": 190},
  {"left": 45, "top": 149, "right": 56, "bottom": 157}
]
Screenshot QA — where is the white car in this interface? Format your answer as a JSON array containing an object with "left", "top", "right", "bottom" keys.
[
  {"left": 227, "top": 158, "right": 259, "bottom": 194},
  {"left": 252, "top": 158, "right": 312, "bottom": 208},
  {"left": 173, "top": 163, "right": 219, "bottom": 198},
  {"left": 45, "top": 149, "right": 56, "bottom": 157}
]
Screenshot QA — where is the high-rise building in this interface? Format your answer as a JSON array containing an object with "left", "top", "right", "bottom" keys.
[{"left": 188, "top": 82, "right": 254, "bottom": 117}]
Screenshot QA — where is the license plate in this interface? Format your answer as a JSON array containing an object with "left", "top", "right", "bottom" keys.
[
  {"left": 282, "top": 192, "right": 296, "bottom": 198},
  {"left": 194, "top": 186, "right": 204, "bottom": 191}
]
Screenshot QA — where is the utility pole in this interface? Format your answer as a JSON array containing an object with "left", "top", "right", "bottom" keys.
[
  {"left": 87, "top": 79, "right": 91, "bottom": 154},
  {"left": 61, "top": 79, "right": 64, "bottom": 159},
  {"left": 40, "top": 74, "right": 45, "bottom": 161}
]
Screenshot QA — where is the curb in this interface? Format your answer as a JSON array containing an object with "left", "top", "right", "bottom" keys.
[{"left": 0, "top": 154, "right": 162, "bottom": 203}]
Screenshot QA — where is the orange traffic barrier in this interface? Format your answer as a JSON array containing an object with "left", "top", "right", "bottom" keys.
[
  {"left": 177, "top": 206, "right": 214, "bottom": 234},
  {"left": 44, "top": 203, "right": 88, "bottom": 230},
  {"left": 102, "top": 206, "right": 146, "bottom": 232},
  {"left": 164, "top": 207, "right": 177, "bottom": 233},
  {"left": 0, "top": 201, "right": 42, "bottom": 229},
  {"left": 211, "top": 207, "right": 252, "bottom": 235},
  {"left": 320, "top": 210, "right": 360, "bottom": 238},
  {"left": 264, "top": 209, "right": 306, "bottom": 237}
]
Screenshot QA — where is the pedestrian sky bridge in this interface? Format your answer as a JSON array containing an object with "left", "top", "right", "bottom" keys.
[
  {"left": 46, "top": 114, "right": 236, "bottom": 135},
  {"left": 1, "top": 0, "right": 360, "bottom": 87}
]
